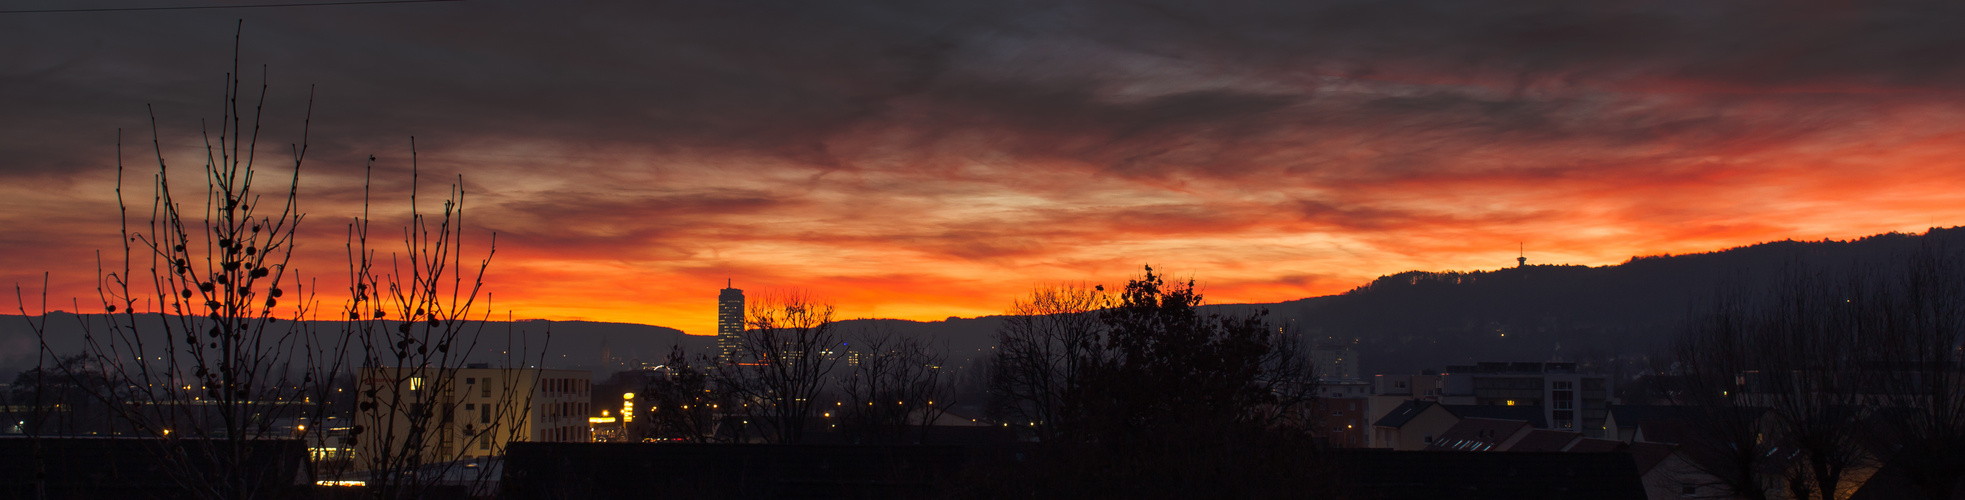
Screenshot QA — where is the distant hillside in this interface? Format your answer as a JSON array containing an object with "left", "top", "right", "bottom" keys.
[
  {"left": 1262, "top": 227, "right": 1965, "bottom": 376},
  {"left": 832, "top": 317, "right": 1003, "bottom": 366}
]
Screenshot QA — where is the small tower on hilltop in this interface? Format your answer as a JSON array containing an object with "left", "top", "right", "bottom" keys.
[{"left": 1517, "top": 243, "right": 1527, "bottom": 268}]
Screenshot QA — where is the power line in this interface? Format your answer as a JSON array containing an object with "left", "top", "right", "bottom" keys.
[{"left": 0, "top": 0, "right": 464, "bottom": 14}]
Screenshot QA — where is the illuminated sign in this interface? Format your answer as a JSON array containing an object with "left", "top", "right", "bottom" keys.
[{"left": 621, "top": 393, "right": 634, "bottom": 423}]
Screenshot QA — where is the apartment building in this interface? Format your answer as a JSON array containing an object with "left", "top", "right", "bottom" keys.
[
  {"left": 1441, "top": 362, "right": 1613, "bottom": 435},
  {"left": 354, "top": 365, "right": 592, "bottom": 464}
]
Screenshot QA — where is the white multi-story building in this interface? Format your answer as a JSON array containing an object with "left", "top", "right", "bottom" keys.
[
  {"left": 1440, "top": 362, "right": 1613, "bottom": 435},
  {"left": 353, "top": 365, "right": 591, "bottom": 464}
]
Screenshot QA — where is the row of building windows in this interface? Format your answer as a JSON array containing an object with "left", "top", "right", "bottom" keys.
[
  {"left": 549, "top": 401, "right": 588, "bottom": 419},
  {"left": 543, "top": 377, "right": 587, "bottom": 395}
]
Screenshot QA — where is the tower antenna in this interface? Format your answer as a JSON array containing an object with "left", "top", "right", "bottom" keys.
[{"left": 1517, "top": 243, "right": 1526, "bottom": 268}]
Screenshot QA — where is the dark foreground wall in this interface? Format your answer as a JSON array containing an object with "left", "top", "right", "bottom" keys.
[
  {"left": 1330, "top": 450, "right": 1647, "bottom": 500},
  {"left": 500, "top": 442, "right": 987, "bottom": 500},
  {"left": 502, "top": 443, "right": 1648, "bottom": 500},
  {"left": 0, "top": 437, "right": 305, "bottom": 500}
]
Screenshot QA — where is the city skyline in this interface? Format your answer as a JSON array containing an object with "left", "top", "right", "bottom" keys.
[{"left": 7, "top": 1, "right": 1965, "bottom": 338}]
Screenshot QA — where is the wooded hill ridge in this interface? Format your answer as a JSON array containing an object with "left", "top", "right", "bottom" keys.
[{"left": 1266, "top": 226, "right": 1965, "bottom": 376}]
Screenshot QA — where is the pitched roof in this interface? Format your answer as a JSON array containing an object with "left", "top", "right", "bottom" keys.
[
  {"left": 1624, "top": 406, "right": 1773, "bottom": 446},
  {"left": 1442, "top": 404, "right": 1549, "bottom": 428},
  {"left": 1506, "top": 429, "right": 1583, "bottom": 452},
  {"left": 1425, "top": 418, "right": 1531, "bottom": 451},
  {"left": 1565, "top": 438, "right": 1627, "bottom": 453},
  {"left": 1625, "top": 441, "right": 1676, "bottom": 475},
  {"left": 1608, "top": 405, "right": 1699, "bottom": 428},
  {"left": 1373, "top": 400, "right": 1438, "bottom": 428},
  {"left": 1634, "top": 418, "right": 1699, "bottom": 445}
]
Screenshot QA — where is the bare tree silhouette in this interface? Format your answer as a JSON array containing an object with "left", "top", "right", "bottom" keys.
[
  {"left": 1669, "top": 288, "right": 1785, "bottom": 500},
  {"left": 715, "top": 291, "right": 840, "bottom": 444},
  {"left": 11, "top": 25, "right": 546, "bottom": 500},
  {"left": 642, "top": 345, "right": 724, "bottom": 443},
  {"left": 1667, "top": 257, "right": 1965, "bottom": 500},
  {"left": 336, "top": 149, "right": 548, "bottom": 499},
  {"left": 1859, "top": 240, "right": 1965, "bottom": 500},
  {"left": 987, "top": 282, "right": 1107, "bottom": 441},
  {"left": 839, "top": 325, "right": 952, "bottom": 444},
  {"left": 10, "top": 25, "right": 332, "bottom": 500}
]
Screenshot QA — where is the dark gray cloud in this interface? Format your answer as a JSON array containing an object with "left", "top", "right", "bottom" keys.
[{"left": 10, "top": 0, "right": 1965, "bottom": 182}]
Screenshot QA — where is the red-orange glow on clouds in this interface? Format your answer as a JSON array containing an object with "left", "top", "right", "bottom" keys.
[{"left": 7, "top": 1, "right": 1965, "bottom": 336}]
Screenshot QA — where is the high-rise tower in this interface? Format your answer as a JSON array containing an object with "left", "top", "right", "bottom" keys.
[{"left": 717, "top": 280, "right": 745, "bottom": 361}]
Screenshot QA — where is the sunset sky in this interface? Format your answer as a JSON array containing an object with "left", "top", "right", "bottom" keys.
[{"left": 5, "top": 0, "right": 1965, "bottom": 336}]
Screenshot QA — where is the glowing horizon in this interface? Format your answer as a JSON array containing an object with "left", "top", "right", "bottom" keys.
[{"left": 7, "top": 1, "right": 1965, "bottom": 337}]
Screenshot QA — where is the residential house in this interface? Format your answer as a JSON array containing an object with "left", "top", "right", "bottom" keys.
[
  {"left": 1423, "top": 417, "right": 1533, "bottom": 452},
  {"left": 1370, "top": 401, "right": 1547, "bottom": 450}
]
